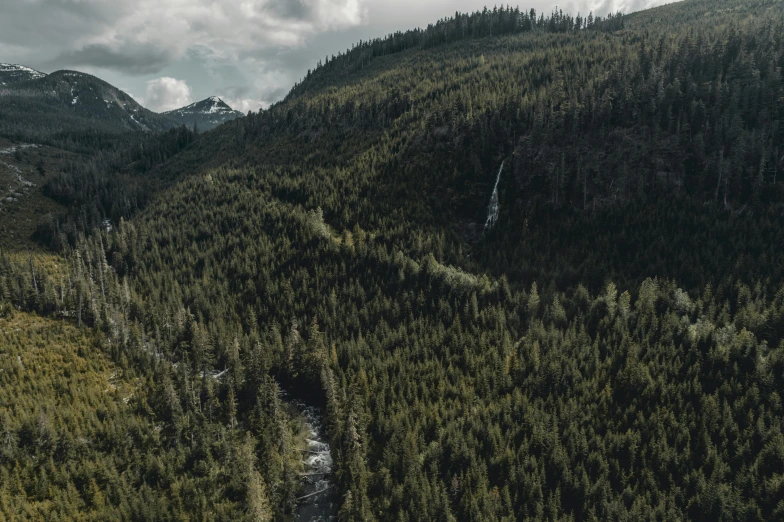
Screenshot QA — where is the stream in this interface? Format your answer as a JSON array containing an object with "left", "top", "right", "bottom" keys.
[{"left": 291, "top": 400, "right": 336, "bottom": 522}]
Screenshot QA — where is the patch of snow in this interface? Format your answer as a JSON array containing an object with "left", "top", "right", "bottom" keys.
[
  {"left": 72, "top": 96, "right": 78, "bottom": 105},
  {"left": 0, "top": 63, "right": 45, "bottom": 79},
  {"left": 2, "top": 162, "right": 21, "bottom": 174},
  {"left": 128, "top": 112, "right": 149, "bottom": 131},
  {"left": 168, "top": 97, "right": 234, "bottom": 116},
  {"left": 0, "top": 144, "right": 39, "bottom": 155}
]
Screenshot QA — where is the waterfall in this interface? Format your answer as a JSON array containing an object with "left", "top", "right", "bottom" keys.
[{"left": 484, "top": 161, "right": 504, "bottom": 232}]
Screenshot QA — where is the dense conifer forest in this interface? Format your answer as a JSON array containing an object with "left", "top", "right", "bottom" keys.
[{"left": 2, "top": 0, "right": 784, "bottom": 520}]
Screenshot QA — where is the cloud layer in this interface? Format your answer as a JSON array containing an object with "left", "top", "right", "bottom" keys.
[{"left": 23, "top": 0, "right": 368, "bottom": 74}]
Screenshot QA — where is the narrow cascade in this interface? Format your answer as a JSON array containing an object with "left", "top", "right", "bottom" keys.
[
  {"left": 293, "top": 401, "right": 335, "bottom": 522},
  {"left": 484, "top": 161, "right": 504, "bottom": 232}
]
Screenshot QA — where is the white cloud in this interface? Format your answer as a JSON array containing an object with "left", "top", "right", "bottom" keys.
[
  {"left": 222, "top": 97, "right": 265, "bottom": 113},
  {"left": 140, "top": 77, "right": 192, "bottom": 112}
]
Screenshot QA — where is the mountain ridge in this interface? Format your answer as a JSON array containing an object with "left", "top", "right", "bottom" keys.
[
  {"left": 0, "top": 68, "right": 178, "bottom": 139},
  {"left": 0, "top": 63, "right": 46, "bottom": 85},
  {"left": 0, "top": 65, "right": 246, "bottom": 139}
]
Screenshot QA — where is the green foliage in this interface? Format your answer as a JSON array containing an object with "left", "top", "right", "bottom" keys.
[
  {"left": 0, "top": 249, "right": 293, "bottom": 520},
  {"left": 2, "top": 0, "right": 784, "bottom": 520},
  {"left": 35, "top": 125, "right": 198, "bottom": 249},
  {"left": 0, "top": 312, "right": 274, "bottom": 520}
]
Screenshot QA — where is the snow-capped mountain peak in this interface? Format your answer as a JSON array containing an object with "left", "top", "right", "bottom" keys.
[
  {"left": 0, "top": 63, "right": 46, "bottom": 85},
  {"left": 164, "top": 96, "right": 245, "bottom": 130},
  {"left": 174, "top": 96, "right": 233, "bottom": 114}
]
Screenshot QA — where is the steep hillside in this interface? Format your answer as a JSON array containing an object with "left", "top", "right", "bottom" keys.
[
  {"left": 0, "top": 129, "right": 197, "bottom": 252},
  {"left": 0, "top": 139, "right": 73, "bottom": 250},
  {"left": 177, "top": 0, "right": 784, "bottom": 290},
  {"left": 164, "top": 96, "right": 245, "bottom": 130},
  {"left": 0, "top": 69, "right": 177, "bottom": 140},
  {"left": 2, "top": 0, "right": 784, "bottom": 521}
]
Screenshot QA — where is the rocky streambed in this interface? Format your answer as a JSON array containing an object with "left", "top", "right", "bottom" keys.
[{"left": 291, "top": 401, "right": 336, "bottom": 522}]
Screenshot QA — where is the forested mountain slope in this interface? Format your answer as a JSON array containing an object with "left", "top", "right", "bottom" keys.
[
  {"left": 2, "top": 0, "right": 784, "bottom": 521},
  {"left": 168, "top": 0, "right": 784, "bottom": 290},
  {"left": 0, "top": 69, "right": 177, "bottom": 140}
]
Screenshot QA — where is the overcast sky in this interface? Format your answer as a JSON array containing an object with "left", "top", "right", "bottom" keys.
[{"left": 0, "top": 0, "right": 676, "bottom": 113}]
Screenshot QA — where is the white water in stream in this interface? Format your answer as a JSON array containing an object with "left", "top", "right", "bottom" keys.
[
  {"left": 484, "top": 161, "right": 504, "bottom": 231},
  {"left": 293, "top": 401, "right": 336, "bottom": 522}
]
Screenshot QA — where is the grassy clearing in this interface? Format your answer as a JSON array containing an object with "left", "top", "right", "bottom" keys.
[{"left": 0, "top": 312, "right": 137, "bottom": 520}]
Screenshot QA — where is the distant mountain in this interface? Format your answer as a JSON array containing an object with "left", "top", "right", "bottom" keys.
[
  {"left": 0, "top": 65, "right": 242, "bottom": 141},
  {"left": 0, "top": 63, "right": 46, "bottom": 85},
  {"left": 0, "top": 68, "right": 177, "bottom": 139},
  {"left": 164, "top": 96, "right": 244, "bottom": 131}
]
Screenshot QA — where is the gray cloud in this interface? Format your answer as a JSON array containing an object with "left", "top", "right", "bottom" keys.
[
  {"left": 1, "top": 0, "right": 368, "bottom": 75},
  {"left": 0, "top": 0, "right": 134, "bottom": 63},
  {"left": 264, "top": 0, "right": 311, "bottom": 20},
  {"left": 52, "top": 43, "right": 174, "bottom": 75}
]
